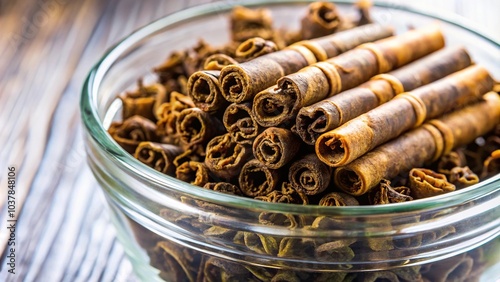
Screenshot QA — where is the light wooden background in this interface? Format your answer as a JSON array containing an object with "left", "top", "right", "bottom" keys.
[{"left": 0, "top": 0, "right": 498, "bottom": 281}]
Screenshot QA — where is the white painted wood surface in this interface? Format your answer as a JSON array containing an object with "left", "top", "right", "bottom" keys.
[{"left": 0, "top": 0, "right": 498, "bottom": 281}]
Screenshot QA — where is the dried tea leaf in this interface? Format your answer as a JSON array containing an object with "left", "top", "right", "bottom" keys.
[{"left": 409, "top": 168, "right": 455, "bottom": 199}]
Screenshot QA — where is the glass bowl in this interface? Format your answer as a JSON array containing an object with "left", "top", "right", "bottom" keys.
[{"left": 81, "top": 1, "right": 500, "bottom": 281}]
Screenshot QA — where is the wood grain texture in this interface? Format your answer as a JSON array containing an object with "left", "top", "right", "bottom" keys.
[{"left": 0, "top": 0, "right": 497, "bottom": 281}]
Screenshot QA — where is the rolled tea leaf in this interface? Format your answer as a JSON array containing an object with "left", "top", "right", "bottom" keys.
[
  {"left": 437, "top": 151, "right": 466, "bottom": 176},
  {"left": 149, "top": 241, "right": 199, "bottom": 282},
  {"left": 315, "top": 242, "right": 355, "bottom": 262},
  {"left": 203, "top": 53, "right": 239, "bottom": 70},
  {"left": 253, "top": 127, "right": 301, "bottom": 169},
  {"left": 362, "top": 24, "right": 445, "bottom": 73},
  {"left": 205, "top": 133, "right": 252, "bottom": 180},
  {"left": 134, "top": 142, "right": 183, "bottom": 175},
  {"left": 220, "top": 24, "right": 393, "bottom": 103},
  {"left": 481, "top": 149, "right": 500, "bottom": 178},
  {"left": 423, "top": 254, "right": 474, "bottom": 282},
  {"left": 108, "top": 115, "right": 159, "bottom": 154},
  {"left": 316, "top": 65, "right": 494, "bottom": 167},
  {"left": 409, "top": 168, "right": 456, "bottom": 199},
  {"left": 120, "top": 79, "right": 167, "bottom": 121},
  {"left": 245, "top": 265, "right": 276, "bottom": 282},
  {"left": 239, "top": 159, "right": 280, "bottom": 197},
  {"left": 289, "top": 153, "right": 332, "bottom": 195},
  {"left": 235, "top": 37, "right": 278, "bottom": 60},
  {"left": 183, "top": 39, "right": 238, "bottom": 77},
  {"left": 255, "top": 181, "right": 308, "bottom": 204},
  {"left": 204, "top": 182, "right": 243, "bottom": 196},
  {"left": 176, "top": 161, "right": 210, "bottom": 187},
  {"left": 300, "top": 1, "right": 342, "bottom": 39},
  {"left": 230, "top": 6, "right": 273, "bottom": 42},
  {"left": 187, "top": 70, "right": 227, "bottom": 112},
  {"left": 369, "top": 179, "right": 413, "bottom": 205},
  {"left": 355, "top": 0, "right": 373, "bottom": 26},
  {"left": 172, "top": 149, "right": 202, "bottom": 168},
  {"left": 333, "top": 92, "right": 500, "bottom": 195},
  {"left": 202, "top": 257, "right": 252, "bottom": 282},
  {"left": 294, "top": 23, "right": 393, "bottom": 61},
  {"left": 295, "top": 47, "right": 472, "bottom": 144},
  {"left": 156, "top": 91, "right": 195, "bottom": 144},
  {"left": 154, "top": 51, "right": 187, "bottom": 86},
  {"left": 318, "top": 192, "right": 359, "bottom": 206},
  {"left": 176, "top": 107, "right": 225, "bottom": 151},
  {"left": 243, "top": 232, "right": 279, "bottom": 255},
  {"left": 223, "top": 102, "right": 261, "bottom": 144},
  {"left": 448, "top": 166, "right": 479, "bottom": 188}
]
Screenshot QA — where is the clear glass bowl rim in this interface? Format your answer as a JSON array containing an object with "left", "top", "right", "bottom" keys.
[{"left": 81, "top": 0, "right": 500, "bottom": 216}]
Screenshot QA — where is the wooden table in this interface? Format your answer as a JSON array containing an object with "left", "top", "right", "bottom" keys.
[{"left": 0, "top": 0, "right": 498, "bottom": 281}]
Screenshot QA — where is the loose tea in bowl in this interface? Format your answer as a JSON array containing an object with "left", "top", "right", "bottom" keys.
[{"left": 81, "top": 1, "right": 500, "bottom": 281}]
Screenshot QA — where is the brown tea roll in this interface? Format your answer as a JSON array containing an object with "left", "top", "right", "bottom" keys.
[
  {"left": 289, "top": 153, "right": 332, "bottom": 196},
  {"left": 239, "top": 159, "right": 280, "bottom": 197},
  {"left": 481, "top": 149, "right": 500, "bottom": 178},
  {"left": 235, "top": 37, "right": 278, "bottom": 60},
  {"left": 175, "top": 161, "right": 210, "bottom": 187},
  {"left": 255, "top": 182, "right": 308, "bottom": 204},
  {"left": 369, "top": 179, "right": 413, "bottom": 204},
  {"left": 423, "top": 254, "right": 474, "bottom": 282},
  {"left": 333, "top": 92, "right": 500, "bottom": 196},
  {"left": 300, "top": 1, "right": 342, "bottom": 39},
  {"left": 154, "top": 51, "right": 187, "bottom": 86},
  {"left": 176, "top": 107, "right": 225, "bottom": 151},
  {"left": 205, "top": 133, "right": 252, "bottom": 180},
  {"left": 203, "top": 53, "right": 239, "bottom": 70},
  {"left": 202, "top": 257, "right": 252, "bottom": 282},
  {"left": 294, "top": 23, "right": 393, "bottom": 61},
  {"left": 253, "top": 25, "right": 444, "bottom": 127},
  {"left": 203, "top": 182, "right": 243, "bottom": 196},
  {"left": 230, "top": 6, "right": 273, "bottom": 42},
  {"left": 156, "top": 91, "right": 195, "bottom": 144},
  {"left": 316, "top": 65, "right": 494, "bottom": 167},
  {"left": 409, "top": 168, "right": 456, "bottom": 199},
  {"left": 150, "top": 241, "right": 199, "bottom": 282},
  {"left": 223, "top": 102, "right": 261, "bottom": 144},
  {"left": 220, "top": 24, "right": 393, "bottom": 103},
  {"left": 173, "top": 149, "right": 202, "bottom": 168},
  {"left": 108, "top": 115, "right": 159, "bottom": 154},
  {"left": 318, "top": 192, "right": 359, "bottom": 206},
  {"left": 363, "top": 24, "right": 445, "bottom": 73},
  {"left": 295, "top": 47, "right": 472, "bottom": 145},
  {"left": 253, "top": 127, "right": 301, "bottom": 169},
  {"left": 134, "top": 142, "right": 183, "bottom": 175},
  {"left": 120, "top": 79, "right": 167, "bottom": 121},
  {"left": 448, "top": 166, "right": 479, "bottom": 188},
  {"left": 437, "top": 151, "right": 466, "bottom": 176},
  {"left": 187, "top": 70, "right": 227, "bottom": 112}
]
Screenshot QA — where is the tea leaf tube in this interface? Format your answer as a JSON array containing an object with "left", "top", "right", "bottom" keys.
[
  {"left": 316, "top": 65, "right": 494, "bottom": 167},
  {"left": 289, "top": 153, "right": 333, "bottom": 195},
  {"left": 295, "top": 47, "right": 472, "bottom": 145},
  {"left": 334, "top": 92, "right": 500, "bottom": 196},
  {"left": 252, "top": 127, "right": 301, "bottom": 169},
  {"left": 222, "top": 102, "right": 261, "bottom": 144},
  {"left": 134, "top": 142, "right": 183, "bottom": 175},
  {"left": 239, "top": 159, "right": 280, "bottom": 197},
  {"left": 205, "top": 133, "right": 252, "bottom": 180},
  {"left": 219, "top": 24, "right": 393, "bottom": 103},
  {"left": 187, "top": 70, "right": 227, "bottom": 112},
  {"left": 253, "top": 24, "right": 445, "bottom": 127}
]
